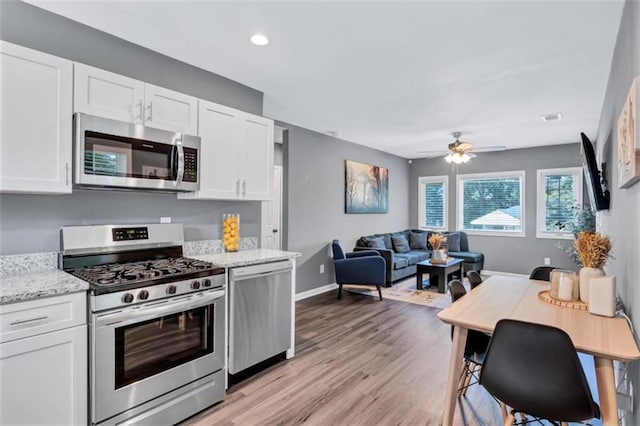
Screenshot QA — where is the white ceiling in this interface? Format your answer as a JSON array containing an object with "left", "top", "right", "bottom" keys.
[{"left": 27, "top": 0, "right": 624, "bottom": 159}]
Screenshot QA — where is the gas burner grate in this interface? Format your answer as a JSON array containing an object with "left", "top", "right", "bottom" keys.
[{"left": 69, "top": 257, "right": 218, "bottom": 287}]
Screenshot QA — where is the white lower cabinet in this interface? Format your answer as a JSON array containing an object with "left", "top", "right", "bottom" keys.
[{"left": 0, "top": 293, "right": 87, "bottom": 425}]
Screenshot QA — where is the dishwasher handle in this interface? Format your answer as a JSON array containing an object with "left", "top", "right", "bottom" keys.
[{"left": 230, "top": 260, "right": 293, "bottom": 281}]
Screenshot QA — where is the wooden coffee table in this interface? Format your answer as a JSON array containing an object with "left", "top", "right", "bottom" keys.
[{"left": 415, "top": 258, "right": 463, "bottom": 293}]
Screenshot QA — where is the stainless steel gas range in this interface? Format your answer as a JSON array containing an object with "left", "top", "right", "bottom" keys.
[{"left": 60, "top": 223, "right": 226, "bottom": 426}]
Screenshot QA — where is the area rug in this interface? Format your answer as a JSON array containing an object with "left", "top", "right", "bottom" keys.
[{"left": 343, "top": 275, "right": 470, "bottom": 309}]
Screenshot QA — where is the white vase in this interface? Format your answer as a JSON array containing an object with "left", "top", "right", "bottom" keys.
[
  {"left": 579, "top": 267, "right": 604, "bottom": 303},
  {"left": 588, "top": 275, "right": 616, "bottom": 317}
]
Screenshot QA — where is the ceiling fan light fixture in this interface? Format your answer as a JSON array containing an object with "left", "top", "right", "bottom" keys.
[
  {"left": 444, "top": 154, "right": 453, "bottom": 163},
  {"left": 461, "top": 153, "right": 471, "bottom": 163}
]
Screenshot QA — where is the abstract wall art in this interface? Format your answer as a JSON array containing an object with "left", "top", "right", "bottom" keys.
[{"left": 345, "top": 160, "right": 389, "bottom": 214}]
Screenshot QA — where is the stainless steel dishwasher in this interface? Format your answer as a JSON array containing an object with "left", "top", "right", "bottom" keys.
[{"left": 228, "top": 260, "right": 293, "bottom": 374}]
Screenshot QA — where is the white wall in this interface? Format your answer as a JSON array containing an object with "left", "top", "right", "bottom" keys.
[{"left": 594, "top": 0, "right": 640, "bottom": 421}]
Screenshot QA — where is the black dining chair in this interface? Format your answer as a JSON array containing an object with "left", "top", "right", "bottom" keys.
[
  {"left": 529, "top": 266, "right": 557, "bottom": 281},
  {"left": 479, "top": 319, "right": 600, "bottom": 425},
  {"left": 466, "top": 270, "right": 483, "bottom": 289},
  {"left": 448, "top": 280, "right": 491, "bottom": 396}
]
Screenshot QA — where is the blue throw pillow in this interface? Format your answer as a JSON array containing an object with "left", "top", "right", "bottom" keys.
[
  {"left": 409, "top": 231, "right": 428, "bottom": 250},
  {"left": 446, "top": 232, "right": 461, "bottom": 252},
  {"left": 376, "top": 234, "right": 393, "bottom": 250},
  {"left": 391, "top": 235, "right": 410, "bottom": 253},
  {"left": 365, "top": 236, "right": 386, "bottom": 249}
]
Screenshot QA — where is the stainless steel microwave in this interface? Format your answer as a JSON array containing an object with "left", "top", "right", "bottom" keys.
[{"left": 74, "top": 113, "right": 200, "bottom": 192}]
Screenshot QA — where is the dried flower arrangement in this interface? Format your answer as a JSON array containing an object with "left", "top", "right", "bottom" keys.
[
  {"left": 574, "top": 231, "right": 612, "bottom": 268},
  {"left": 428, "top": 233, "right": 447, "bottom": 250},
  {"left": 556, "top": 205, "right": 596, "bottom": 265}
]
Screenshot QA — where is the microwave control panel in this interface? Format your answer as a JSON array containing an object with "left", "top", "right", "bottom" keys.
[{"left": 183, "top": 148, "right": 198, "bottom": 183}]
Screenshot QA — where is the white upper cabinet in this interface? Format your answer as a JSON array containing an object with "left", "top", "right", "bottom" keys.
[
  {"left": 241, "top": 114, "right": 274, "bottom": 200},
  {"left": 74, "top": 63, "right": 197, "bottom": 134},
  {"left": 0, "top": 41, "right": 73, "bottom": 194},
  {"left": 74, "top": 63, "right": 144, "bottom": 124},
  {"left": 143, "top": 83, "right": 198, "bottom": 134},
  {"left": 179, "top": 100, "right": 273, "bottom": 201}
]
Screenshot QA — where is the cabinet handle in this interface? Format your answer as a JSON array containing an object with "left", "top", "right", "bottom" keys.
[
  {"left": 147, "top": 102, "right": 153, "bottom": 121},
  {"left": 236, "top": 179, "right": 240, "bottom": 196},
  {"left": 242, "top": 180, "right": 246, "bottom": 196},
  {"left": 137, "top": 101, "right": 144, "bottom": 120},
  {"left": 65, "top": 162, "right": 69, "bottom": 186},
  {"left": 10, "top": 315, "right": 48, "bottom": 326}
]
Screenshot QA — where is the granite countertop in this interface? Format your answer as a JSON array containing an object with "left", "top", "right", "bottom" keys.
[
  {"left": 192, "top": 248, "right": 301, "bottom": 268},
  {"left": 0, "top": 269, "right": 89, "bottom": 305},
  {"left": 0, "top": 247, "right": 299, "bottom": 304}
]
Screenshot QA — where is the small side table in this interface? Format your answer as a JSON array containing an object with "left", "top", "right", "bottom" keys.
[{"left": 416, "top": 258, "right": 464, "bottom": 293}]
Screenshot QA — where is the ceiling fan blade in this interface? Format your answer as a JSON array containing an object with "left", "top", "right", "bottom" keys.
[
  {"left": 471, "top": 145, "right": 507, "bottom": 153},
  {"left": 457, "top": 142, "right": 472, "bottom": 151}
]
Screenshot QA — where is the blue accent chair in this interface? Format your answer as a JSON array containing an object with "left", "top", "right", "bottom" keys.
[{"left": 331, "top": 240, "right": 386, "bottom": 301}]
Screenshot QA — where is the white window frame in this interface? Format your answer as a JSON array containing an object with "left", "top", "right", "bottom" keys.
[
  {"left": 456, "top": 170, "right": 526, "bottom": 237},
  {"left": 536, "top": 167, "right": 583, "bottom": 240},
  {"left": 418, "top": 175, "right": 448, "bottom": 231}
]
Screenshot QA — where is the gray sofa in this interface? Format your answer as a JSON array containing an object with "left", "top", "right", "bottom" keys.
[{"left": 354, "top": 230, "right": 484, "bottom": 286}]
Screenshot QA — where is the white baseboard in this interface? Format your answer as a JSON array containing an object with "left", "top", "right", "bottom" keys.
[
  {"left": 482, "top": 270, "right": 529, "bottom": 278},
  {"left": 295, "top": 283, "right": 338, "bottom": 301}
]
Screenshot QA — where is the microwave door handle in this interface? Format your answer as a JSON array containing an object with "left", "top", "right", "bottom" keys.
[{"left": 174, "top": 135, "right": 184, "bottom": 188}]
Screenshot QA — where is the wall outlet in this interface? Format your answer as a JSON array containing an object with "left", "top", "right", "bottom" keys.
[
  {"left": 320, "top": 264, "right": 325, "bottom": 274},
  {"left": 544, "top": 257, "right": 551, "bottom": 265},
  {"left": 160, "top": 217, "right": 171, "bottom": 224}
]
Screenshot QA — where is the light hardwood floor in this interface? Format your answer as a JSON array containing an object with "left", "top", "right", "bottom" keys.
[{"left": 183, "top": 290, "right": 504, "bottom": 425}]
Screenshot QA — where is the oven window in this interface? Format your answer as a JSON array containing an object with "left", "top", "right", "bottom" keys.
[{"left": 114, "top": 305, "right": 213, "bottom": 389}]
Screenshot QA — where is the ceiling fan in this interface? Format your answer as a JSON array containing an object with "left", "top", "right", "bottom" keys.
[{"left": 418, "top": 132, "right": 506, "bottom": 163}]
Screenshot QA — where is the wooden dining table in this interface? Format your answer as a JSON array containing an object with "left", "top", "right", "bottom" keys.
[{"left": 437, "top": 275, "right": 640, "bottom": 426}]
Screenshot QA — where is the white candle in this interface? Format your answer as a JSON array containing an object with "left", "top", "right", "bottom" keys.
[{"left": 558, "top": 275, "right": 573, "bottom": 301}]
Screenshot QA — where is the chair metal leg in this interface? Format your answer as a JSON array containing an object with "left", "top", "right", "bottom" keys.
[
  {"left": 377, "top": 284, "right": 383, "bottom": 301},
  {"left": 337, "top": 283, "right": 343, "bottom": 299}
]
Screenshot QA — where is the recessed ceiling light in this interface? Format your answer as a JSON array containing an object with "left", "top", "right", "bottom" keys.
[
  {"left": 250, "top": 34, "right": 269, "bottom": 46},
  {"left": 541, "top": 112, "right": 563, "bottom": 122}
]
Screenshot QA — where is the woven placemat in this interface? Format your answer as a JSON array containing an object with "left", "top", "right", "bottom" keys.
[{"left": 538, "top": 290, "right": 587, "bottom": 311}]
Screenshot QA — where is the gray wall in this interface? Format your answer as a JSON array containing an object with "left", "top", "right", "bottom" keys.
[
  {"left": 0, "top": 1, "right": 264, "bottom": 255},
  {"left": 409, "top": 143, "right": 581, "bottom": 275},
  {"left": 0, "top": 1, "right": 262, "bottom": 115},
  {"left": 0, "top": 191, "right": 261, "bottom": 255},
  {"left": 281, "top": 122, "right": 411, "bottom": 294},
  {"left": 594, "top": 1, "right": 640, "bottom": 422}
]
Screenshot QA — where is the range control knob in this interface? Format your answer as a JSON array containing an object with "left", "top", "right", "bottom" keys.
[
  {"left": 203, "top": 278, "right": 212, "bottom": 287},
  {"left": 122, "top": 293, "right": 134, "bottom": 304},
  {"left": 138, "top": 290, "right": 149, "bottom": 300},
  {"left": 191, "top": 280, "right": 201, "bottom": 290},
  {"left": 166, "top": 285, "right": 177, "bottom": 295}
]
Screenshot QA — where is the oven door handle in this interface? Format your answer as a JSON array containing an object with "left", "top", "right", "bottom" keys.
[{"left": 95, "top": 289, "right": 224, "bottom": 328}]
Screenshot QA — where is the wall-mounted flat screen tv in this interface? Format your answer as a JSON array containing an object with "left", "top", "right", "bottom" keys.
[{"left": 580, "top": 132, "right": 610, "bottom": 211}]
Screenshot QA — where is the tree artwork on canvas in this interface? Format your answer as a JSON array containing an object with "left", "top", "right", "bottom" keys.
[{"left": 345, "top": 160, "right": 389, "bottom": 214}]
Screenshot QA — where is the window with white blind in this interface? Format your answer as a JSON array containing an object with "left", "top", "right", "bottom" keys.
[
  {"left": 536, "top": 167, "right": 583, "bottom": 239},
  {"left": 418, "top": 176, "right": 447, "bottom": 230},
  {"left": 457, "top": 171, "right": 525, "bottom": 237}
]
